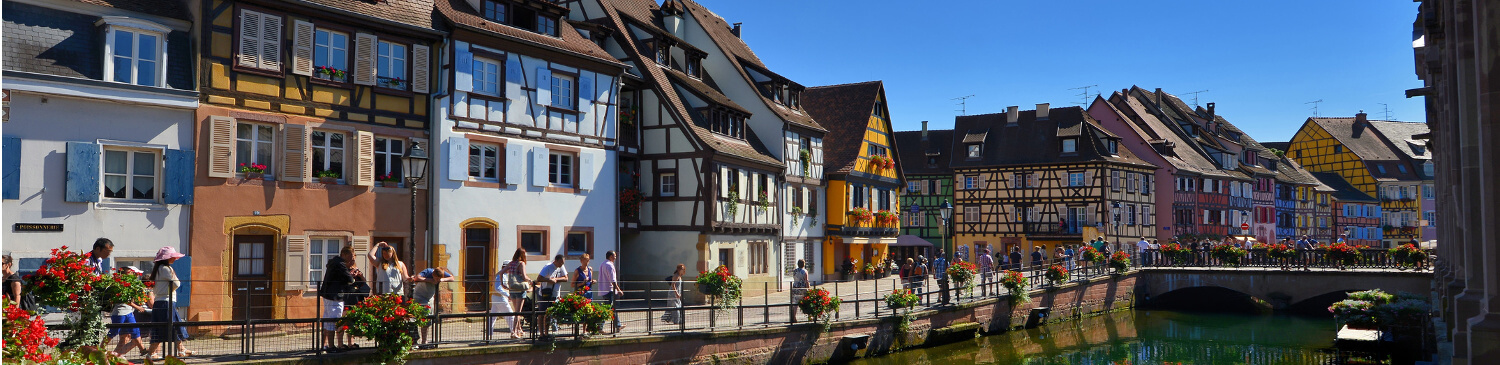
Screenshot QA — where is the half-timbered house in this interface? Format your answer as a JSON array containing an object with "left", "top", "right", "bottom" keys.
[
  {"left": 950, "top": 104, "right": 1157, "bottom": 258},
  {"left": 803, "top": 81, "right": 902, "bottom": 280},
  {"left": 189, "top": 0, "right": 441, "bottom": 320},
  {"left": 893, "top": 123, "right": 949, "bottom": 262},
  {"left": 1312, "top": 172, "right": 1382, "bottom": 246},
  {"left": 1287, "top": 113, "right": 1432, "bottom": 247},
  {"left": 431, "top": 0, "right": 628, "bottom": 312}
]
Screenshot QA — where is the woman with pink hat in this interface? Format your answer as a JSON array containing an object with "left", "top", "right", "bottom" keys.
[{"left": 143, "top": 246, "right": 194, "bottom": 360}]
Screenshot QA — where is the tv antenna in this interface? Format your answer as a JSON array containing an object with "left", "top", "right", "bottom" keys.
[
  {"left": 1069, "top": 85, "right": 1099, "bottom": 106},
  {"left": 1183, "top": 90, "right": 1210, "bottom": 107},
  {"left": 1378, "top": 103, "right": 1392, "bottom": 120},
  {"left": 1306, "top": 99, "right": 1324, "bottom": 117},
  {"left": 953, "top": 95, "right": 975, "bottom": 116}
]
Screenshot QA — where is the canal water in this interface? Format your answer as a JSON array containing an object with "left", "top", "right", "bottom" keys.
[{"left": 853, "top": 310, "right": 1342, "bottom": 365}]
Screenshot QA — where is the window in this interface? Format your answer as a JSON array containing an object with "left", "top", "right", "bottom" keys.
[
  {"left": 748, "top": 242, "right": 768, "bottom": 275},
  {"left": 1111, "top": 171, "right": 1121, "bottom": 191},
  {"left": 376, "top": 41, "right": 407, "bottom": 90},
  {"left": 472, "top": 57, "right": 502, "bottom": 96},
  {"left": 907, "top": 181, "right": 921, "bottom": 193},
  {"left": 1127, "top": 204, "right": 1136, "bottom": 225},
  {"left": 660, "top": 172, "right": 677, "bottom": 196},
  {"left": 314, "top": 29, "right": 348, "bottom": 82},
  {"left": 655, "top": 43, "right": 669, "bottom": 65},
  {"left": 686, "top": 57, "right": 702, "bottom": 78},
  {"left": 236, "top": 10, "right": 282, "bottom": 71},
  {"left": 792, "top": 186, "right": 804, "bottom": 210},
  {"left": 1061, "top": 138, "right": 1077, "bottom": 153},
  {"left": 374, "top": 137, "right": 404, "bottom": 182},
  {"left": 520, "top": 230, "right": 546, "bottom": 257},
  {"left": 964, "top": 175, "right": 978, "bottom": 190},
  {"left": 565, "top": 231, "right": 591, "bottom": 256},
  {"left": 236, "top": 123, "right": 275, "bottom": 176},
  {"left": 536, "top": 15, "right": 557, "bottom": 36},
  {"left": 1423, "top": 184, "right": 1434, "bottom": 199},
  {"left": 102, "top": 148, "right": 158, "bottom": 201},
  {"left": 310, "top": 131, "right": 345, "bottom": 180},
  {"left": 308, "top": 237, "right": 343, "bottom": 287},
  {"left": 1423, "top": 161, "right": 1434, "bottom": 177},
  {"left": 551, "top": 73, "right": 576, "bottom": 109},
  {"left": 481, "top": 0, "right": 506, "bottom": 22},
  {"left": 108, "top": 29, "right": 162, "bottom": 86},
  {"left": 1334, "top": 145, "right": 1343, "bottom": 153},
  {"left": 878, "top": 188, "right": 890, "bottom": 211},
  {"left": 549, "top": 151, "right": 574, "bottom": 187},
  {"left": 1425, "top": 211, "right": 1435, "bottom": 227},
  {"left": 963, "top": 206, "right": 980, "bottom": 222},
  {"left": 468, "top": 143, "right": 499, "bottom": 181},
  {"left": 967, "top": 144, "right": 982, "bottom": 158},
  {"left": 1106, "top": 140, "right": 1119, "bottom": 155}
]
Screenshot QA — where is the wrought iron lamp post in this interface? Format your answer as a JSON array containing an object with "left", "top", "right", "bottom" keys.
[
  {"left": 401, "top": 141, "right": 429, "bottom": 284},
  {"left": 940, "top": 200, "right": 953, "bottom": 260}
]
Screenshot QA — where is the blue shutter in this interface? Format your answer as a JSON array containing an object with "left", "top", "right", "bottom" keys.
[
  {"left": 3, "top": 136, "right": 19, "bottom": 199},
  {"left": 163, "top": 149, "right": 195, "bottom": 204},
  {"left": 65, "top": 142, "right": 100, "bottom": 203},
  {"left": 173, "top": 256, "right": 191, "bottom": 307},
  {"left": 454, "top": 42, "right": 474, "bottom": 92}
]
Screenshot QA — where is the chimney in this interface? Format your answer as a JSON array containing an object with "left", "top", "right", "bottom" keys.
[
  {"left": 1355, "top": 110, "right": 1368, "bottom": 124},
  {"left": 1035, "top": 103, "right": 1050, "bottom": 120},
  {"left": 731, "top": 23, "right": 742, "bottom": 37},
  {"left": 1206, "top": 102, "right": 1216, "bottom": 119},
  {"left": 1006, "top": 106, "right": 1019, "bottom": 124},
  {"left": 921, "top": 121, "right": 929, "bottom": 141}
]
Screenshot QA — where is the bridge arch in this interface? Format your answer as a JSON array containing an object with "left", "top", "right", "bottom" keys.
[
  {"left": 1146, "top": 286, "right": 1272, "bottom": 313},
  {"left": 1139, "top": 268, "right": 1431, "bottom": 311}
]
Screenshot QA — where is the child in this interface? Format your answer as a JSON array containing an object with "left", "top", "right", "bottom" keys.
[{"left": 106, "top": 267, "right": 151, "bottom": 358}]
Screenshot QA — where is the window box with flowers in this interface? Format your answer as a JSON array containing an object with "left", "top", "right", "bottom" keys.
[
  {"left": 874, "top": 210, "right": 899, "bottom": 227},
  {"left": 848, "top": 207, "right": 873, "bottom": 224},
  {"left": 239, "top": 163, "right": 268, "bottom": 180},
  {"left": 799, "top": 149, "right": 811, "bottom": 177},
  {"left": 620, "top": 187, "right": 643, "bottom": 219},
  {"left": 870, "top": 155, "right": 894, "bottom": 170},
  {"left": 316, "top": 170, "right": 342, "bottom": 184},
  {"left": 757, "top": 191, "right": 771, "bottom": 213},
  {"left": 377, "top": 173, "right": 401, "bottom": 188},
  {"left": 378, "top": 76, "right": 407, "bottom": 90},
  {"left": 314, "top": 66, "right": 348, "bottom": 83}
]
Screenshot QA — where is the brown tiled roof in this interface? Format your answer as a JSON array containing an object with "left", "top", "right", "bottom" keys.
[
  {"left": 663, "top": 68, "right": 749, "bottom": 114},
  {"left": 894, "top": 130, "right": 954, "bottom": 176},
  {"left": 1108, "top": 90, "right": 1236, "bottom": 178},
  {"left": 949, "top": 106, "right": 1156, "bottom": 169},
  {"left": 72, "top": 0, "right": 190, "bottom": 20},
  {"left": 1306, "top": 117, "right": 1427, "bottom": 182},
  {"left": 678, "top": 0, "right": 825, "bottom": 132},
  {"left": 1367, "top": 120, "right": 1431, "bottom": 160},
  {"left": 594, "top": 0, "right": 780, "bottom": 167},
  {"left": 1311, "top": 172, "right": 1379, "bottom": 203},
  {"left": 801, "top": 81, "right": 883, "bottom": 174},
  {"left": 437, "top": 0, "right": 623, "bottom": 65},
  {"left": 292, "top": 0, "right": 439, "bottom": 30}
]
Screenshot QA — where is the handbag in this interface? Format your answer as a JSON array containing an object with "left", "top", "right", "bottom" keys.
[{"left": 505, "top": 263, "right": 529, "bottom": 292}]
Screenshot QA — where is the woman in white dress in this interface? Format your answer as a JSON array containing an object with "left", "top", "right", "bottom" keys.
[
  {"left": 663, "top": 264, "right": 685, "bottom": 325},
  {"left": 368, "top": 242, "right": 410, "bottom": 296}
]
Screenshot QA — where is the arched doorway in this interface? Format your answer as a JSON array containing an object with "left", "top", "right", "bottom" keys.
[{"left": 460, "top": 219, "right": 497, "bottom": 312}]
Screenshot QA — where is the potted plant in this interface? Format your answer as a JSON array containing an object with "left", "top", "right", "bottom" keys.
[
  {"left": 695, "top": 265, "right": 742, "bottom": 310},
  {"left": 1388, "top": 243, "right": 1425, "bottom": 270},
  {"left": 799, "top": 148, "right": 812, "bottom": 177},
  {"left": 377, "top": 173, "right": 400, "bottom": 187},
  {"left": 1263, "top": 243, "right": 1298, "bottom": 270},
  {"left": 1044, "top": 265, "right": 1069, "bottom": 286},
  {"left": 807, "top": 205, "right": 819, "bottom": 226},
  {"left": 757, "top": 190, "right": 771, "bottom": 213},
  {"left": 1322, "top": 242, "right": 1362, "bottom": 269},
  {"left": 848, "top": 207, "right": 873, "bottom": 224},
  {"left": 619, "top": 188, "right": 643, "bottom": 219},
  {"left": 790, "top": 206, "right": 803, "bottom": 218},
  {"left": 338, "top": 294, "right": 430, "bottom": 365},
  {"left": 1079, "top": 246, "right": 1106, "bottom": 265},
  {"left": 874, "top": 210, "right": 899, "bottom": 227},
  {"left": 3, "top": 300, "right": 60, "bottom": 363},
  {"left": 316, "top": 170, "right": 341, "bottom": 184},
  {"left": 999, "top": 270, "right": 1028, "bottom": 305},
  {"left": 1107, "top": 251, "right": 1131, "bottom": 273},
  {"left": 1211, "top": 243, "right": 1248, "bottom": 267},
  {"left": 545, "top": 293, "right": 614, "bottom": 335},
  {"left": 239, "top": 163, "right": 268, "bottom": 179},
  {"left": 947, "top": 261, "right": 978, "bottom": 297},
  {"left": 1159, "top": 242, "right": 1189, "bottom": 265},
  {"left": 861, "top": 263, "right": 875, "bottom": 280},
  {"left": 314, "top": 66, "right": 347, "bottom": 82},
  {"left": 797, "top": 288, "right": 841, "bottom": 328},
  {"left": 870, "top": 155, "right": 894, "bottom": 170},
  {"left": 725, "top": 190, "right": 740, "bottom": 218}
]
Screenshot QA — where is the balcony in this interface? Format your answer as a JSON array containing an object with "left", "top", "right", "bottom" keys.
[{"left": 1023, "top": 223, "right": 1082, "bottom": 237}]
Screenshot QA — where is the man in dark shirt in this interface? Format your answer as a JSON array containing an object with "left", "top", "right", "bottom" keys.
[
  {"left": 1009, "top": 248, "right": 1023, "bottom": 271},
  {"left": 1030, "top": 247, "right": 1045, "bottom": 275},
  {"left": 319, "top": 246, "right": 358, "bottom": 352}
]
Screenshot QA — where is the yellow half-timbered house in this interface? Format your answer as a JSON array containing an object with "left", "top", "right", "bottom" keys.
[
  {"left": 1287, "top": 113, "right": 1432, "bottom": 247},
  {"left": 803, "top": 81, "right": 903, "bottom": 279}
]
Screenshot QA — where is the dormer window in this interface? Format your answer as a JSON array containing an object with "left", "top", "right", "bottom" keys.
[
  {"left": 100, "top": 17, "right": 170, "bottom": 87},
  {"left": 481, "top": 0, "right": 507, "bottom": 22},
  {"left": 790, "top": 89, "right": 801, "bottom": 108},
  {"left": 686, "top": 57, "right": 702, "bottom": 78},
  {"left": 655, "top": 42, "right": 669, "bottom": 65},
  {"left": 1105, "top": 139, "right": 1118, "bottom": 155},
  {"left": 536, "top": 15, "right": 557, "bottom": 36},
  {"left": 707, "top": 108, "right": 745, "bottom": 139},
  {"left": 967, "top": 144, "right": 982, "bottom": 159},
  {"left": 1376, "top": 164, "right": 1387, "bottom": 174},
  {"left": 1061, "top": 138, "right": 1077, "bottom": 153}
]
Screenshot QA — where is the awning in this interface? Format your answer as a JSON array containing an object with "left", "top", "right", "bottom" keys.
[{"left": 893, "top": 235, "right": 935, "bottom": 247}]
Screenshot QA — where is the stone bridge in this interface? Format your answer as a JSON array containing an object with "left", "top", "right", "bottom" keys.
[{"left": 1138, "top": 267, "right": 1433, "bottom": 309}]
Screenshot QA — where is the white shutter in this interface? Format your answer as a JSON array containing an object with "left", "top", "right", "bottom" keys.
[
  {"left": 579, "top": 73, "right": 595, "bottom": 118},
  {"left": 353, "top": 33, "right": 377, "bottom": 85},
  {"left": 410, "top": 137, "right": 429, "bottom": 189},
  {"left": 504, "top": 143, "right": 524, "bottom": 185},
  {"left": 350, "top": 236, "right": 371, "bottom": 277},
  {"left": 237, "top": 10, "right": 262, "bottom": 68},
  {"left": 207, "top": 116, "right": 236, "bottom": 178},
  {"left": 536, "top": 68, "right": 552, "bottom": 106},
  {"left": 283, "top": 235, "right": 308, "bottom": 290},
  {"left": 291, "top": 20, "right": 314, "bottom": 76},
  {"left": 579, "top": 151, "right": 595, "bottom": 190},
  {"left": 354, "top": 131, "right": 374, "bottom": 186},
  {"left": 411, "top": 44, "right": 430, "bottom": 93},
  {"left": 531, "top": 146, "right": 549, "bottom": 187},
  {"left": 281, "top": 124, "right": 308, "bottom": 182},
  {"left": 260, "top": 14, "right": 283, "bottom": 71},
  {"left": 504, "top": 56, "right": 522, "bottom": 99},
  {"left": 447, "top": 137, "right": 469, "bottom": 181},
  {"left": 454, "top": 42, "right": 473, "bottom": 92}
]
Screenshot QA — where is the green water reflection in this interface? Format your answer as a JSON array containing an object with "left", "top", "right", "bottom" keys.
[{"left": 853, "top": 310, "right": 1341, "bottom": 365}]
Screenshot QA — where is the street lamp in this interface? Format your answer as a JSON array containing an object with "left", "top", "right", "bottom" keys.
[
  {"left": 939, "top": 200, "right": 953, "bottom": 260},
  {"left": 401, "top": 141, "right": 429, "bottom": 279}
]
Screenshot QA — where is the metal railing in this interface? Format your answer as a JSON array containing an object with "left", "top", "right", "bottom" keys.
[{"left": 1133, "top": 248, "right": 1434, "bottom": 270}]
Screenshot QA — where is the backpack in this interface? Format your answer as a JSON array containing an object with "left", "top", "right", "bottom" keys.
[{"left": 912, "top": 265, "right": 925, "bottom": 276}]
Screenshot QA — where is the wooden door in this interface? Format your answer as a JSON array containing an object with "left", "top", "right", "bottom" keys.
[
  {"left": 233, "top": 235, "right": 274, "bottom": 320},
  {"left": 462, "top": 228, "right": 493, "bottom": 312}
]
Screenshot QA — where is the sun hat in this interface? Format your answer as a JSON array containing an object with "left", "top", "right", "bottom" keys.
[
  {"left": 154, "top": 246, "right": 186, "bottom": 261},
  {"left": 124, "top": 266, "right": 143, "bottom": 274}
]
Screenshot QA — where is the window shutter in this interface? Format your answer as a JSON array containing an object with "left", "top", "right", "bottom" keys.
[
  {"left": 3, "top": 136, "right": 20, "bottom": 200},
  {"left": 579, "top": 73, "right": 595, "bottom": 117},
  {"left": 579, "top": 151, "right": 595, "bottom": 190},
  {"left": 409, "top": 137, "right": 429, "bottom": 189},
  {"left": 238, "top": 10, "right": 262, "bottom": 68},
  {"left": 207, "top": 116, "right": 235, "bottom": 178},
  {"left": 447, "top": 137, "right": 469, "bottom": 182},
  {"left": 172, "top": 256, "right": 192, "bottom": 307},
  {"left": 350, "top": 236, "right": 371, "bottom": 275},
  {"left": 281, "top": 124, "right": 308, "bottom": 182},
  {"left": 531, "top": 146, "right": 548, "bottom": 187},
  {"left": 535, "top": 68, "right": 552, "bottom": 106},
  {"left": 163, "top": 149, "right": 195, "bottom": 204},
  {"left": 260, "top": 14, "right": 283, "bottom": 71},
  {"left": 504, "top": 56, "right": 522, "bottom": 98},
  {"left": 411, "top": 44, "right": 430, "bottom": 93},
  {"left": 504, "top": 143, "right": 523, "bottom": 185},
  {"left": 283, "top": 235, "right": 308, "bottom": 290},
  {"left": 353, "top": 33, "right": 377, "bottom": 85},
  {"left": 354, "top": 131, "right": 374, "bottom": 186},
  {"left": 291, "top": 20, "right": 314, "bottom": 76},
  {"left": 454, "top": 42, "right": 473, "bottom": 92},
  {"left": 65, "top": 142, "right": 100, "bottom": 203}
]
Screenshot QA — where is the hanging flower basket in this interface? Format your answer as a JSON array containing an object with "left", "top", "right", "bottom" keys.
[
  {"left": 797, "top": 288, "right": 841, "bottom": 323},
  {"left": 695, "top": 265, "right": 742, "bottom": 309},
  {"left": 338, "top": 294, "right": 430, "bottom": 365},
  {"left": 1388, "top": 243, "right": 1425, "bottom": 269},
  {"left": 1107, "top": 251, "right": 1131, "bottom": 273},
  {"left": 1159, "top": 242, "right": 1190, "bottom": 264},
  {"left": 1211, "top": 244, "right": 1248, "bottom": 266},
  {"left": 1044, "top": 265, "right": 1069, "bottom": 285}
]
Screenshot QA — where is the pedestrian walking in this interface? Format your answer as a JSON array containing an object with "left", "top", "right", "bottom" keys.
[
  {"left": 536, "top": 255, "right": 569, "bottom": 337},
  {"left": 1030, "top": 246, "right": 1044, "bottom": 275},
  {"left": 599, "top": 251, "right": 625, "bottom": 333},
  {"left": 912, "top": 257, "right": 928, "bottom": 304},
  {"left": 4, "top": 254, "right": 36, "bottom": 312},
  {"left": 489, "top": 263, "right": 513, "bottom": 335},
  {"left": 105, "top": 266, "right": 149, "bottom": 358},
  {"left": 932, "top": 250, "right": 950, "bottom": 305},
  {"left": 1010, "top": 247, "right": 1023, "bottom": 272},
  {"left": 499, "top": 249, "right": 529, "bottom": 339},
  {"left": 791, "top": 259, "right": 810, "bottom": 298},
  {"left": 1137, "top": 237, "right": 1152, "bottom": 267},
  {"left": 572, "top": 253, "right": 595, "bottom": 300},
  {"left": 87, "top": 238, "right": 114, "bottom": 275},
  {"left": 1064, "top": 245, "right": 1076, "bottom": 272},
  {"left": 145, "top": 247, "right": 194, "bottom": 360},
  {"left": 977, "top": 248, "right": 994, "bottom": 296},
  {"left": 662, "top": 264, "right": 685, "bottom": 325},
  {"left": 368, "top": 242, "right": 409, "bottom": 295}
]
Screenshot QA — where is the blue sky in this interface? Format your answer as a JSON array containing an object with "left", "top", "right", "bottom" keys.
[{"left": 696, "top": 0, "right": 1425, "bottom": 143}]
